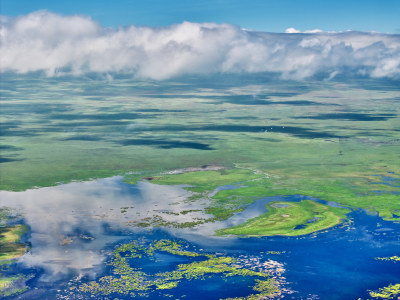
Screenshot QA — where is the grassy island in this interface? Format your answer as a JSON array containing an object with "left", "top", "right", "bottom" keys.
[
  {"left": 0, "top": 225, "right": 28, "bottom": 261},
  {"left": 0, "top": 224, "right": 29, "bottom": 297},
  {"left": 216, "top": 200, "right": 350, "bottom": 236}
]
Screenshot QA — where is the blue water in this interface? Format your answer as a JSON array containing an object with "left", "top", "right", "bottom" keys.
[
  {"left": 371, "top": 174, "right": 400, "bottom": 188},
  {"left": 1, "top": 177, "right": 399, "bottom": 299}
]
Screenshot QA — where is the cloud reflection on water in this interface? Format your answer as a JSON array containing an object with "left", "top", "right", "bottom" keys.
[{"left": 0, "top": 177, "right": 205, "bottom": 280}]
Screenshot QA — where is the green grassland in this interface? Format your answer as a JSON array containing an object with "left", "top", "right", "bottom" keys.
[
  {"left": 1, "top": 74, "right": 399, "bottom": 237},
  {"left": 1, "top": 75, "right": 399, "bottom": 191},
  {"left": 125, "top": 161, "right": 397, "bottom": 235},
  {"left": 216, "top": 200, "right": 350, "bottom": 236},
  {"left": 204, "top": 167, "right": 400, "bottom": 222},
  {"left": 127, "top": 168, "right": 264, "bottom": 192}
]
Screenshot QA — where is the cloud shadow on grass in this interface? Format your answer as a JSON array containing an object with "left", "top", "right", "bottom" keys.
[
  {"left": 50, "top": 112, "right": 157, "bottom": 121},
  {"left": 134, "top": 124, "right": 340, "bottom": 139},
  {"left": 0, "top": 157, "right": 24, "bottom": 163},
  {"left": 294, "top": 113, "right": 396, "bottom": 121},
  {"left": 62, "top": 135, "right": 103, "bottom": 141},
  {"left": 0, "top": 145, "right": 24, "bottom": 151},
  {"left": 118, "top": 139, "right": 213, "bottom": 150}
]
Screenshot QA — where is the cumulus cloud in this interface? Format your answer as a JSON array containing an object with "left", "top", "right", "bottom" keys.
[
  {"left": 1, "top": 11, "right": 400, "bottom": 79},
  {"left": 285, "top": 27, "right": 325, "bottom": 34}
]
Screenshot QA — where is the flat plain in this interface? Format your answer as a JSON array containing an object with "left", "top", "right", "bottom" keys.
[{"left": 0, "top": 73, "right": 399, "bottom": 299}]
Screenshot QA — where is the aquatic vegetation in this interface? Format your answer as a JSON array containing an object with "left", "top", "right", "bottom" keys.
[
  {"left": 140, "top": 167, "right": 267, "bottom": 221},
  {"left": 0, "top": 275, "right": 30, "bottom": 298},
  {"left": 0, "top": 223, "right": 29, "bottom": 297},
  {"left": 369, "top": 284, "right": 400, "bottom": 299},
  {"left": 0, "top": 208, "right": 12, "bottom": 226},
  {"left": 152, "top": 239, "right": 201, "bottom": 257},
  {"left": 72, "top": 239, "right": 282, "bottom": 299},
  {"left": 127, "top": 215, "right": 208, "bottom": 229},
  {"left": 375, "top": 256, "right": 400, "bottom": 262},
  {"left": 156, "top": 281, "right": 179, "bottom": 290},
  {"left": 0, "top": 225, "right": 28, "bottom": 260},
  {"left": 216, "top": 200, "right": 350, "bottom": 236},
  {"left": 223, "top": 278, "right": 281, "bottom": 300}
]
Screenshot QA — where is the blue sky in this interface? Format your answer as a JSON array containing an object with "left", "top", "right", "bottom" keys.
[{"left": 1, "top": 0, "right": 399, "bottom": 33}]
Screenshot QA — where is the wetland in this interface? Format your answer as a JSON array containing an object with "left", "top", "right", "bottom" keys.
[{"left": 0, "top": 73, "right": 399, "bottom": 299}]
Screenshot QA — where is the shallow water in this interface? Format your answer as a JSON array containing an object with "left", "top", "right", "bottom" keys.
[
  {"left": 0, "top": 177, "right": 203, "bottom": 279},
  {"left": 1, "top": 177, "right": 400, "bottom": 299}
]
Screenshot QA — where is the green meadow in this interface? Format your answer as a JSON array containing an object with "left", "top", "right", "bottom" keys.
[
  {"left": 1, "top": 73, "right": 399, "bottom": 237},
  {"left": 216, "top": 200, "right": 350, "bottom": 236}
]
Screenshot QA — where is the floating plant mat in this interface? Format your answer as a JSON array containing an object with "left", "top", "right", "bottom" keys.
[
  {"left": 1, "top": 176, "right": 400, "bottom": 299},
  {"left": 63, "top": 238, "right": 285, "bottom": 299}
]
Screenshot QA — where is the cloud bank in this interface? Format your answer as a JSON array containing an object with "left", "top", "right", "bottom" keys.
[{"left": 1, "top": 11, "right": 400, "bottom": 80}]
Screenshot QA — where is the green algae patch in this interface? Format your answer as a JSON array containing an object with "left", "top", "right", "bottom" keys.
[
  {"left": 223, "top": 278, "right": 281, "bottom": 300},
  {"left": 375, "top": 256, "right": 400, "bottom": 262},
  {"left": 216, "top": 200, "right": 350, "bottom": 237},
  {"left": 0, "top": 275, "right": 31, "bottom": 298},
  {"left": 0, "top": 225, "right": 28, "bottom": 261},
  {"left": 71, "top": 239, "right": 283, "bottom": 299},
  {"left": 0, "top": 277, "right": 14, "bottom": 292},
  {"left": 156, "top": 281, "right": 179, "bottom": 290},
  {"left": 369, "top": 283, "right": 400, "bottom": 299},
  {"left": 0, "top": 222, "right": 29, "bottom": 297},
  {"left": 152, "top": 240, "right": 201, "bottom": 257}
]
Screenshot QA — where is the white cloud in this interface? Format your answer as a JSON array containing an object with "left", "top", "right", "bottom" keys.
[
  {"left": 1, "top": 11, "right": 400, "bottom": 80},
  {"left": 287, "top": 28, "right": 324, "bottom": 34},
  {"left": 285, "top": 27, "right": 301, "bottom": 33}
]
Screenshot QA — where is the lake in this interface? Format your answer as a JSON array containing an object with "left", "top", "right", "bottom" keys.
[{"left": 1, "top": 176, "right": 399, "bottom": 299}]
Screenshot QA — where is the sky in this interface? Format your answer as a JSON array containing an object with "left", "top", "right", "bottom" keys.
[
  {"left": 0, "top": 1, "right": 399, "bottom": 80},
  {"left": 1, "top": 0, "right": 400, "bottom": 33}
]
